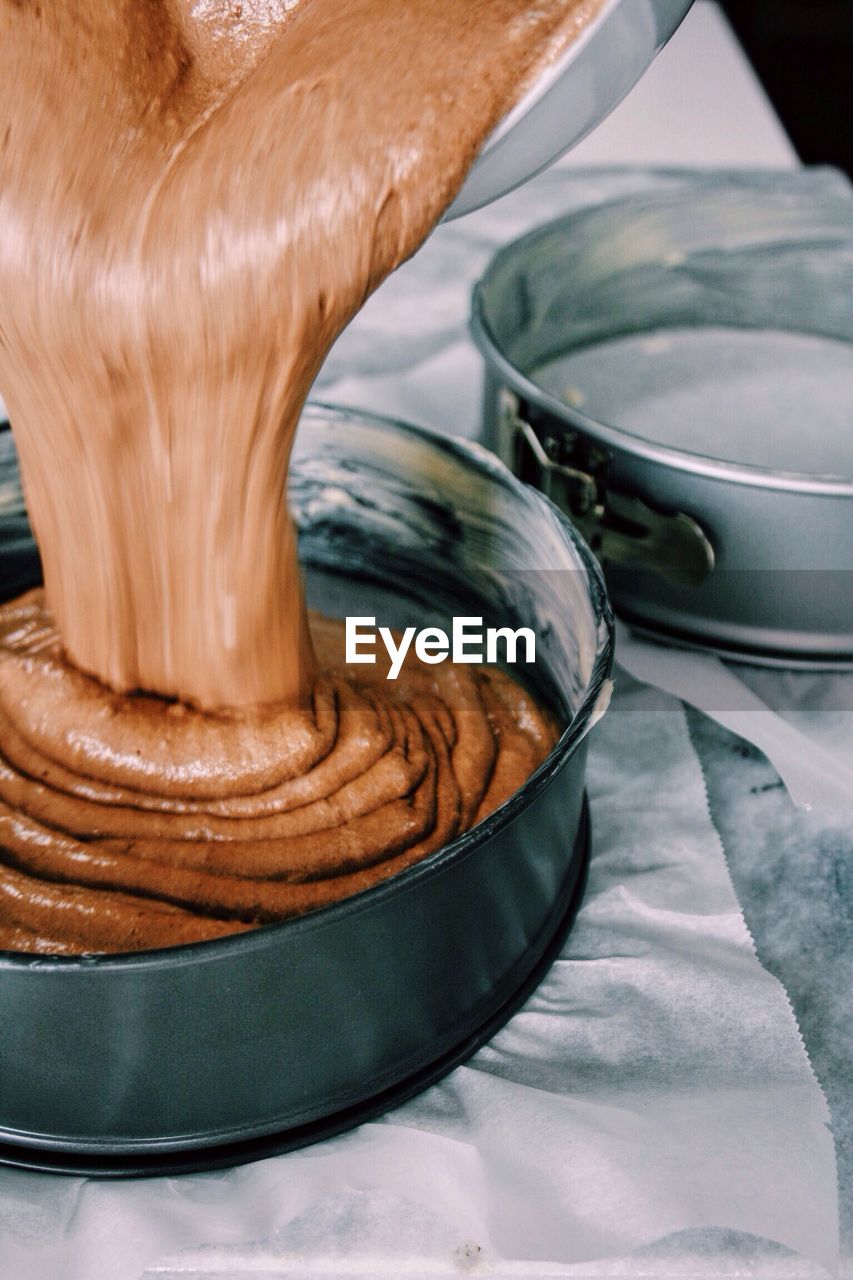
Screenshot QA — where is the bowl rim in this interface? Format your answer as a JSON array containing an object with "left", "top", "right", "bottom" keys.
[
  {"left": 472, "top": 0, "right": 625, "bottom": 157},
  {"left": 447, "top": 0, "right": 695, "bottom": 220},
  {"left": 0, "top": 402, "right": 614, "bottom": 973}
]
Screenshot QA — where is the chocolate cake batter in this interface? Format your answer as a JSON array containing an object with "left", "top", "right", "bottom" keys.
[{"left": 0, "top": 0, "right": 597, "bottom": 953}]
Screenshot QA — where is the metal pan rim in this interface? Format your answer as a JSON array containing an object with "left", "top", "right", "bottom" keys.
[
  {"left": 471, "top": 298, "right": 853, "bottom": 497},
  {"left": 470, "top": 182, "right": 853, "bottom": 497}
]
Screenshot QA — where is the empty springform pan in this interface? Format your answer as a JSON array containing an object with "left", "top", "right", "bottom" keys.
[{"left": 472, "top": 171, "right": 853, "bottom": 668}]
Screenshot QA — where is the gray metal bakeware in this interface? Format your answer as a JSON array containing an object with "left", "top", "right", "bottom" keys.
[
  {"left": 0, "top": 405, "right": 613, "bottom": 1175},
  {"left": 472, "top": 172, "right": 853, "bottom": 668}
]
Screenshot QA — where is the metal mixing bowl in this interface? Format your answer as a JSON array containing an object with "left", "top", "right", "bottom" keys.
[{"left": 449, "top": 0, "right": 694, "bottom": 217}]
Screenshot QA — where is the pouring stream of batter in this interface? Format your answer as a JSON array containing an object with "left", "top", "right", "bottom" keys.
[{"left": 0, "top": 0, "right": 598, "bottom": 952}]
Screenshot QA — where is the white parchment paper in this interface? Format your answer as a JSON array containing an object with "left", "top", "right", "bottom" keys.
[{"left": 616, "top": 625, "right": 853, "bottom": 813}]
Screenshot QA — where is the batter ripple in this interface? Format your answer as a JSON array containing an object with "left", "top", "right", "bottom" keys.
[{"left": 0, "top": 592, "right": 558, "bottom": 953}]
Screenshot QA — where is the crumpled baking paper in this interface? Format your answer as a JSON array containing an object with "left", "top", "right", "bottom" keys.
[
  {"left": 0, "top": 166, "right": 842, "bottom": 1278},
  {"left": 616, "top": 624, "right": 853, "bottom": 813}
]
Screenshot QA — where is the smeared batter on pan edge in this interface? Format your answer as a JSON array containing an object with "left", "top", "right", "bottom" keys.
[{"left": 0, "top": 0, "right": 597, "bottom": 952}]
